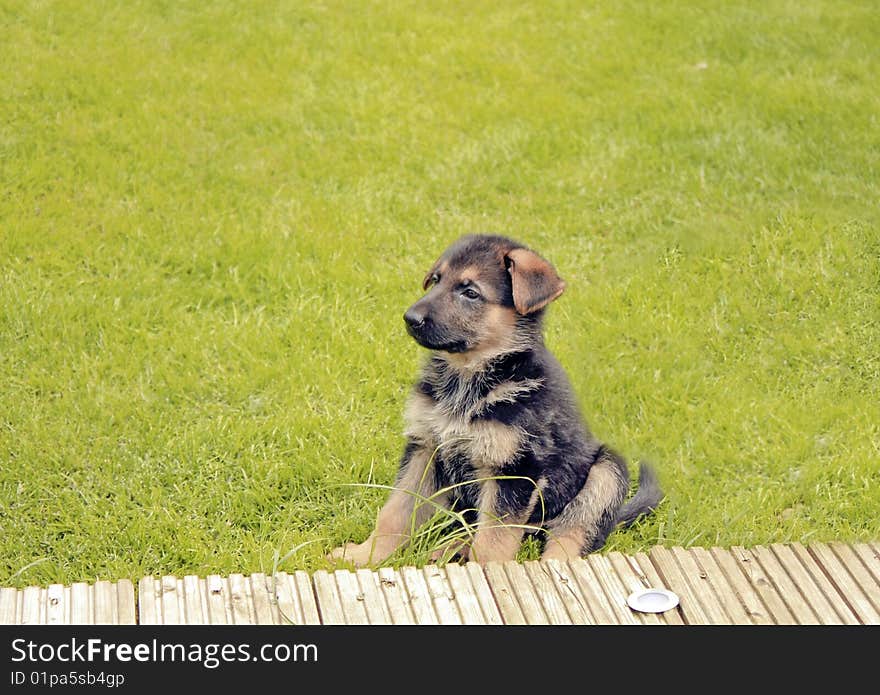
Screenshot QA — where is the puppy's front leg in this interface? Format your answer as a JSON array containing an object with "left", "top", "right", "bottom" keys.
[
  {"left": 468, "top": 478, "right": 534, "bottom": 565},
  {"left": 330, "top": 441, "right": 439, "bottom": 567}
]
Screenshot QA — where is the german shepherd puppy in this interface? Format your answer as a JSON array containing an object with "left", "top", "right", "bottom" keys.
[{"left": 330, "top": 234, "right": 662, "bottom": 566}]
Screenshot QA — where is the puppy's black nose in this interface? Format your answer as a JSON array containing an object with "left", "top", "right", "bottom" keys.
[{"left": 404, "top": 307, "right": 426, "bottom": 329}]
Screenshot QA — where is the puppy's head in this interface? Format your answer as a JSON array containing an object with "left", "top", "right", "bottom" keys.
[{"left": 403, "top": 234, "right": 565, "bottom": 357}]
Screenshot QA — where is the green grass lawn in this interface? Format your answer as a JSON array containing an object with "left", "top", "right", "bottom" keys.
[{"left": 1, "top": 0, "right": 878, "bottom": 587}]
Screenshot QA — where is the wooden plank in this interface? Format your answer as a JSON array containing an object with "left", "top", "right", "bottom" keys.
[
  {"left": 769, "top": 544, "right": 845, "bottom": 625},
  {"left": 607, "top": 552, "right": 650, "bottom": 596},
  {"left": 293, "top": 571, "right": 321, "bottom": 625},
  {"left": 648, "top": 547, "right": 710, "bottom": 624},
  {"left": 749, "top": 546, "right": 818, "bottom": 624},
  {"left": 250, "top": 573, "right": 278, "bottom": 625},
  {"left": 375, "top": 567, "right": 416, "bottom": 625},
  {"left": 225, "top": 574, "right": 247, "bottom": 625},
  {"left": 538, "top": 560, "right": 593, "bottom": 624},
  {"left": 872, "top": 542, "right": 880, "bottom": 569},
  {"left": 137, "top": 578, "right": 159, "bottom": 625},
  {"left": 182, "top": 575, "right": 206, "bottom": 625},
  {"left": 689, "top": 547, "right": 751, "bottom": 624},
  {"left": 806, "top": 542, "right": 864, "bottom": 624},
  {"left": 463, "top": 562, "right": 504, "bottom": 625},
  {"left": 158, "top": 577, "right": 181, "bottom": 625},
  {"left": 669, "top": 547, "right": 730, "bottom": 624},
  {"left": 272, "top": 572, "right": 300, "bottom": 625},
  {"left": 178, "top": 574, "right": 199, "bottom": 625},
  {"left": 442, "top": 563, "right": 487, "bottom": 625},
  {"left": 565, "top": 558, "right": 617, "bottom": 624},
  {"left": 731, "top": 546, "right": 795, "bottom": 624},
  {"left": 333, "top": 570, "right": 370, "bottom": 625},
  {"left": 70, "top": 582, "right": 91, "bottom": 624},
  {"left": 228, "top": 574, "right": 254, "bottom": 625},
  {"left": 524, "top": 560, "right": 577, "bottom": 625},
  {"left": 399, "top": 566, "right": 439, "bottom": 624},
  {"left": 501, "top": 561, "right": 549, "bottom": 624},
  {"left": 587, "top": 554, "right": 645, "bottom": 624},
  {"left": 788, "top": 543, "right": 861, "bottom": 625},
  {"left": 829, "top": 542, "right": 880, "bottom": 618},
  {"left": 809, "top": 542, "right": 880, "bottom": 624},
  {"left": 709, "top": 547, "right": 772, "bottom": 625},
  {"left": 483, "top": 562, "right": 527, "bottom": 624},
  {"left": 422, "top": 565, "right": 462, "bottom": 625},
  {"left": 852, "top": 543, "right": 880, "bottom": 585},
  {"left": 93, "top": 581, "right": 116, "bottom": 625},
  {"left": 205, "top": 575, "right": 229, "bottom": 625},
  {"left": 21, "top": 587, "right": 43, "bottom": 625},
  {"left": 0, "top": 588, "right": 18, "bottom": 624},
  {"left": 46, "top": 585, "right": 67, "bottom": 624},
  {"left": 355, "top": 568, "right": 392, "bottom": 624},
  {"left": 606, "top": 552, "right": 664, "bottom": 625},
  {"left": 0, "top": 587, "right": 19, "bottom": 624},
  {"left": 312, "top": 570, "right": 345, "bottom": 624},
  {"left": 632, "top": 552, "right": 685, "bottom": 625},
  {"left": 117, "top": 580, "right": 136, "bottom": 625},
  {"left": 221, "top": 576, "right": 237, "bottom": 624}
]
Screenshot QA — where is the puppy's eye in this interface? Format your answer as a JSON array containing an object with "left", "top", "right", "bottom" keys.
[{"left": 461, "top": 287, "right": 480, "bottom": 300}]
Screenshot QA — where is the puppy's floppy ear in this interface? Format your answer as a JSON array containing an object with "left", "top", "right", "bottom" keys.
[{"left": 505, "top": 248, "right": 566, "bottom": 315}]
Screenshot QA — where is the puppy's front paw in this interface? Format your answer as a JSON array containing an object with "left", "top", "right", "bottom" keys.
[{"left": 327, "top": 541, "right": 374, "bottom": 567}]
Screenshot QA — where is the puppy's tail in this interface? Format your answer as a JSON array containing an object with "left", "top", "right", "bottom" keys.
[{"left": 615, "top": 461, "right": 664, "bottom": 528}]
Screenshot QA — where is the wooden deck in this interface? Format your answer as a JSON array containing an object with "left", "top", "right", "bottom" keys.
[{"left": 2, "top": 542, "right": 878, "bottom": 625}]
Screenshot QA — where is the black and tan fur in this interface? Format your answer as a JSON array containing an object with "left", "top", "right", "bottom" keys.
[{"left": 330, "top": 234, "right": 663, "bottom": 566}]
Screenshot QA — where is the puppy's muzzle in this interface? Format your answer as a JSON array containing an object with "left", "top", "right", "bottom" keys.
[
  {"left": 405, "top": 303, "right": 451, "bottom": 347},
  {"left": 404, "top": 302, "right": 468, "bottom": 352}
]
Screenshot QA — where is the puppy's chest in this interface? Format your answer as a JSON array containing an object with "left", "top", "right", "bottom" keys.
[{"left": 404, "top": 393, "right": 523, "bottom": 473}]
